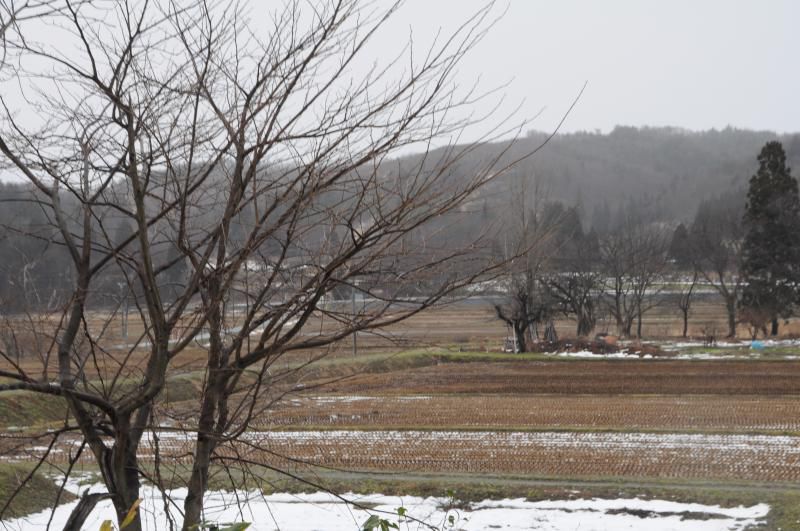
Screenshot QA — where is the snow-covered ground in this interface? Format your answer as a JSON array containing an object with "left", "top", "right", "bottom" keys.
[
  {"left": 545, "top": 350, "right": 635, "bottom": 358},
  {"left": 543, "top": 337, "right": 800, "bottom": 359},
  {"left": 662, "top": 338, "right": 800, "bottom": 350},
  {"left": 250, "top": 430, "right": 800, "bottom": 454},
  {"left": 5, "top": 487, "right": 769, "bottom": 531}
]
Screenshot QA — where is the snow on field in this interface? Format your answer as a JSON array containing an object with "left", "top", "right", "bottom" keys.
[
  {"left": 546, "top": 350, "right": 716, "bottom": 359},
  {"left": 663, "top": 338, "right": 800, "bottom": 351},
  {"left": 661, "top": 341, "right": 746, "bottom": 350},
  {"left": 67, "top": 429, "right": 800, "bottom": 461},
  {"left": 673, "top": 352, "right": 752, "bottom": 360},
  {"left": 258, "top": 430, "right": 800, "bottom": 453},
  {"left": 546, "top": 350, "right": 637, "bottom": 358},
  {"left": 546, "top": 338, "right": 800, "bottom": 359},
  {"left": 4, "top": 487, "right": 769, "bottom": 531}
]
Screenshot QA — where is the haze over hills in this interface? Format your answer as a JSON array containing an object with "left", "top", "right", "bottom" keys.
[
  {"left": 1, "top": 124, "right": 798, "bottom": 312},
  {"left": 444, "top": 126, "right": 800, "bottom": 228}
]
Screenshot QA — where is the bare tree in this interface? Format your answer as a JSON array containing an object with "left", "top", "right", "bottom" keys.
[
  {"left": 690, "top": 197, "right": 745, "bottom": 338},
  {"left": 495, "top": 269, "right": 553, "bottom": 351},
  {"left": 543, "top": 224, "right": 603, "bottom": 338},
  {"left": 493, "top": 172, "right": 558, "bottom": 352},
  {"left": 600, "top": 221, "right": 669, "bottom": 338},
  {"left": 666, "top": 223, "right": 699, "bottom": 338},
  {"left": 0, "top": 1, "right": 550, "bottom": 529},
  {"left": 675, "top": 270, "right": 699, "bottom": 338}
]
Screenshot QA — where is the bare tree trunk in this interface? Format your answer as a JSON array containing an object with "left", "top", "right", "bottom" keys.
[
  {"left": 636, "top": 307, "right": 643, "bottom": 338},
  {"left": 64, "top": 492, "right": 112, "bottom": 531},
  {"left": 771, "top": 318, "right": 779, "bottom": 336},
  {"left": 107, "top": 419, "right": 144, "bottom": 531},
  {"left": 681, "top": 308, "right": 689, "bottom": 338},
  {"left": 111, "top": 459, "right": 142, "bottom": 531},
  {"left": 183, "top": 295, "right": 225, "bottom": 530},
  {"left": 618, "top": 312, "right": 633, "bottom": 337},
  {"left": 514, "top": 321, "right": 528, "bottom": 353},
  {"left": 576, "top": 312, "right": 594, "bottom": 337},
  {"left": 725, "top": 297, "right": 737, "bottom": 338},
  {"left": 183, "top": 409, "right": 217, "bottom": 530}
]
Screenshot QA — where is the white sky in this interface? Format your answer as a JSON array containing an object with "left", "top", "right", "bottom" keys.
[{"left": 375, "top": 0, "right": 800, "bottom": 135}]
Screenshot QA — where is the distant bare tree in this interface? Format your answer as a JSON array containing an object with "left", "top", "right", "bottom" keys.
[
  {"left": 600, "top": 221, "right": 669, "bottom": 337},
  {"left": 493, "top": 173, "right": 559, "bottom": 351},
  {"left": 675, "top": 270, "right": 699, "bottom": 338},
  {"left": 738, "top": 305, "right": 771, "bottom": 339},
  {"left": 495, "top": 269, "right": 553, "bottom": 351},
  {"left": 543, "top": 226, "right": 603, "bottom": 338},
  {"left": 690, "top": 197, "right": 745, "bottom": 338}
]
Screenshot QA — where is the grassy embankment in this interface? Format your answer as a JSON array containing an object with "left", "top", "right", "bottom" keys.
[{"left": 0, "top": 463, "right": 76, "bottom": 519}]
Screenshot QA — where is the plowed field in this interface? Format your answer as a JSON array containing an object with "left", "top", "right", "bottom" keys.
[
  {"left": 320, "top": 359, "right": 800, "bottom": 395},
  {"left": 243, "top": 430, "right": 800, "bottom": 482},
  {"left": 265, "top": 394, "right": 800, "bottom": 432}
]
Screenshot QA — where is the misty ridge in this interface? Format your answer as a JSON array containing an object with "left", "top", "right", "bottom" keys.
[
  {"left": 440, "top": 125, "right": 800, "bottom": 228},
  {"left": 2, "top": 124, "right": 796, "bottom": 315},
  {"left": 3, "top": 126, "right": 799, "bottom": 240}
]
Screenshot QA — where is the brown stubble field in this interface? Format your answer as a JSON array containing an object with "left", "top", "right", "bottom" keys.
[
  {"left": 313, "top": 359, "right": 800, "bottom": 395},
  {"left": 5, "top": 293, "right": 799, "bottom": 380},
  {"left": 264, "top": 394, "right": 800, "bottom": 433},
  {"left": 5, "top": 297, "right": 800, "bottom": 487}
]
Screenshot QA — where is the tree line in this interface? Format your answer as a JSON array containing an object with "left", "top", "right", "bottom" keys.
[{"left": 495, "top": 141, "right": 800, "bottom": 351}]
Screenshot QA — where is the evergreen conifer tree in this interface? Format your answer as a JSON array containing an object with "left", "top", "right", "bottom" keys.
[
  {"left": 740, "top": 141, "right": 800, "bottom": 335},
  {"left": 668, "top": 223, "right": 692, "bottom": 269}
]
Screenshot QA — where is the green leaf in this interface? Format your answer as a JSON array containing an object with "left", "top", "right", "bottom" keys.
[
  {"left": 396, "top": 507, "right": 407, "bottom": 517},
  {"left": 362, "top": 515, "right": 399, "bottom": 531},
  {"left": 362, "top": 515, "right": 382, "bottom": 530},
  {"left": 99, "top": 521, "right": 114, "bottom": 531},
  {"left": 218, "top": 524, "right": 251, "bottom": 531}
]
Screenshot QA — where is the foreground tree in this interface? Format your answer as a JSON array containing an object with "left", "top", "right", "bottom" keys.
[
  {"left": 740, "top": 141, "right": 800, "bottom": 336},
  {"left": 0, "top": 1, "right": 536, "bottom": 529}
]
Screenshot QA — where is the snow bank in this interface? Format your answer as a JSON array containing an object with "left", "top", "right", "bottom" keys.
[{"left": 5, "top": 488, "right": 769, "bottom": 531}]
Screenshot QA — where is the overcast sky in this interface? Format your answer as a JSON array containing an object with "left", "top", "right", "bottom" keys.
[{"left": 377, "top": 0, "right": 799, "bottom": 135}]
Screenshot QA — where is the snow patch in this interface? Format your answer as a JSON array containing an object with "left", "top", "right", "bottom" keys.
[{"left": 4, "top": 488, "right": 769, "bottom": 531}]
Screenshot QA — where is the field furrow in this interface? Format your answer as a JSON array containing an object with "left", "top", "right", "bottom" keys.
[{"left": 264, "top": 394, "right": 800, "bottom": 432}]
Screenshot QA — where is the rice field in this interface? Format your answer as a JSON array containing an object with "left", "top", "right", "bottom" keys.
[{"left": 264, "top": 394, "right": 800, "bottom": 432}]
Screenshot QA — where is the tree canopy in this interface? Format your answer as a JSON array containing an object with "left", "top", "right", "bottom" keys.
[{"left": 740, "top": 141, "right": 800, "bottom": 335}]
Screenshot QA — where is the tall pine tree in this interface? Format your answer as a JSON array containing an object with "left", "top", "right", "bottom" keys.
[{"left": 740, "top": 141, "right": 800, "bottom": 336}]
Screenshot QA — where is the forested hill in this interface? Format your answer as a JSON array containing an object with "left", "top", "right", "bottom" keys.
[{"left": 436, "top": 126, "right": 800, "bottom": 228}]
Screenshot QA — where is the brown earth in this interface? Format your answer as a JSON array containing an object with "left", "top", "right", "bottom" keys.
[
  {"left": 234, "top": 430, "right": 800, "bottom": 483},
  {"left": 318, "top": 359, "right": 800, "bottom": 395},
  {"left": 5, "top": 298, "right": 800, "bottom": 487},
  {"left": 264, "top": 394, "right": 800, "bottom": 432}
]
